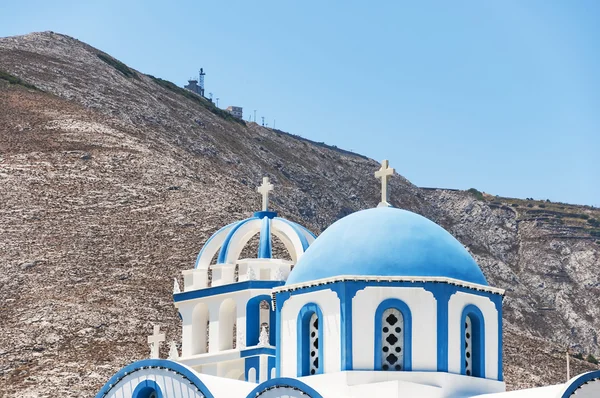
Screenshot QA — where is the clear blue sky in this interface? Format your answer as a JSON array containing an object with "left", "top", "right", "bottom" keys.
[{"left": 2, "top": 1, "right": 598, "bottom": 206}]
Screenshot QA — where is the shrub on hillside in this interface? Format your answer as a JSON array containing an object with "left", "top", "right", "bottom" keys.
[
  {"left": 0, "top": 70, "right": 39, "bottom": 90},
  {"left": 467, "top": 188, "right": 484, "bottom": 201},
  {"left": 587, "top": 354, "right": 598, "bottom": 365},
  {"left": 97, "top": 53, "right": 137, "bottom": 78}
]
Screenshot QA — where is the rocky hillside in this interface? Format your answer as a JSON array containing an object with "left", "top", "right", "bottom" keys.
[{"left": 0, "top": 32, "right": 598, "bottom": 397}]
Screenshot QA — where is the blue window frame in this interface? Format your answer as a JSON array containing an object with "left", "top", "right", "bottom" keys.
[
  {"left": 246, "top": 295, "right": 276, "bottom": 346},
  {"left": 132, "top": 380, "right": 163, "bottom": 398},
  {"left": 374, "top": 298, "right": 412, "bottom": 371},
  {"left": 460, "top": 304, "right": 486, "bottom": 378},
  {"left": 297, "top": 303, "right": 324, "bottom": 376}
]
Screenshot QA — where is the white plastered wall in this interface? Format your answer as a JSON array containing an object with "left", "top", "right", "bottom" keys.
[
  {"left": 177, "top": 288, "right": 272, "bottom": 359},
  {"left": 448, "top": 291, "right": 499, "bottom": 379},
  {"left": 279, "top": 289, "right": 341, "bottom": 376},
  {"left": 352, "top": 286, "right": 437, "bottom": 371}
]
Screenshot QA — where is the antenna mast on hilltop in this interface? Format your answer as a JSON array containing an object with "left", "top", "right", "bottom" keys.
[{"left": 198, "top": 68, "right": 206, "bottom": 97}]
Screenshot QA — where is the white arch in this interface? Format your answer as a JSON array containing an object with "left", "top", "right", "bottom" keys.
[
  {"left": 219, "top": 298, "right": 237, "bottom": 351},
  {"left": 195, "top": 222, "right": 237, "bottom": 270},
  {"left": 271, "top": 218, "right": 307, "bottom": 262},
  {"left": 222, "top": 218, "right": 263, "bottom": 264}
]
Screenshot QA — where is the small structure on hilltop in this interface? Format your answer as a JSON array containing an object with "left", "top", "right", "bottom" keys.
[
  {"left": 95, "top": 162, "right": 600, "bottom": 398},
  {"left": 226, "top": 106, "right": 243, "bottom": 119},
  {"left": 184, "top": 68, "right": 206, "bottom": 97}
]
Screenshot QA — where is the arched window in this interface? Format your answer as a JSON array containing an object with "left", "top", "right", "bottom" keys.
[
  {"left": 191, "top": 303, "right": 208, "bottom": 355},
  {"left": 297, "top": 303, "right": 323, "bottom": 376},
  {"left": 246, "top": 295, "right": 276, "bottom": 346},
  {"left": 132, "top": 380, "right": 162, "bottom": 398},
  {"left": 374, "top": 299, "right": 412, "bottom": 371},
  {"left": 219, "top": 298, "right": 236, "bottom": 350},
  {"left": 461, "top": 305, "right": 485, "bottom": 377}
]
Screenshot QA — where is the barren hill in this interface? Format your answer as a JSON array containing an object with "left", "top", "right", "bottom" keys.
[{"left": 0, "top": 32, "right": 598, "bottom": 397}]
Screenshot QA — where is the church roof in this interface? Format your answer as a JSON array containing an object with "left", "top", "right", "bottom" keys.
[
  {"left": 285, "top": 206, "right": 488, "bottom": 286},
  {"left": 194, "top": 211, "right": 316, "bottom": 268}
]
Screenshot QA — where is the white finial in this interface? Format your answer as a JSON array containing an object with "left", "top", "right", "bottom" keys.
[
  {"left": 257, "top": 177, "right": 274, "bottom": 211},
  {"left": 273, "top": 267, "right": 284, "bottom": 281},
  {"left": 173, "top": 277, "right": 181, "bottom": 294},
  {"left": 168, "top": 341, "right": 179, "bottom": 360},
  {"left": 374, "top": 159, "right": 394, "bottom": 207},
  {"left": 258, "top": 326, "right": 270, "bottom": 347},
  {"left": 247, "top": 266, "right": 257, "bottom": 281},
  {"left": 147, "top": 325, "right": 165, "bottom": 359}
]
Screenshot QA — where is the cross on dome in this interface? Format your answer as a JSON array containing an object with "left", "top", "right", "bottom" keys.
[
  {"left": 257, "top": 176, "right": 274, "bottom": 211},
  {"left": 374, "top": 159, "right": 394, "bottom": 207},
  {"left": 147, "top": 325, "right": 165, "bottom": 359}
]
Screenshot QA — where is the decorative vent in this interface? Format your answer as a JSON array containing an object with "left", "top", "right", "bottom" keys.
[
  {"left": 309, "top": 313, "right": 320, "bottom": 375},
  {"left": 381, "top": 308, "right": 404, "bottom": 371},
  {"left": 465, "top": 316, "right": 473, "bottom": 376}
]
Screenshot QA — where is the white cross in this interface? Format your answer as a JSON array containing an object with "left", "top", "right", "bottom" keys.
[
  {"left": 147, "top": 325, "right": 165, "bottom": 359},
  {"left": 374, "top": 159, "right": 394, "bottom": 207},
  {"left": 257, "top": 177, "right": 274, "bottom": 211}
]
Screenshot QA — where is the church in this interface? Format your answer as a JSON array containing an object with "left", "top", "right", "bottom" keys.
[{"left": 95, "top": 161, "right": 600, "bottom": 398}]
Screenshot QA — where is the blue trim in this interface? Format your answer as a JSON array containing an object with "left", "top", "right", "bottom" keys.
[
  {"left": 423, "top": 283, "right": 453, "bottom": 372},
  {"left": 244, "top": 377, "right": 324, "bottom": 398},
  {"left": 496, "top": 295, "right": 504, "bottom": 381},
  {"left": 95, "top": 359, "right": 214, "bottom": 398},
  {"left": 561, "top": 370, "right": 600, "bottom": 397},
  {"left": 460, "top": 304, "right": 486, "bottom": 378},
  {"left": 297, "top": 302, "right": 324, "bottom": 376},
  {"left": 268, "top": 356, "right": 276, "bottom": 380},
  {"left": 291, "top": 220, "right": 317, "bottom": 239},
  {"left": 275, "top": 291, "right": 284, "bottom": 377},
  {"left": 254, "top": 211, "right": 277, "bottom": 219},
  {"left": 374, "top": 298, "right": 412, "bottom": 371},
  {"left": 132, "top": 380, "right": 163, "bottom": 398},
  {"left": 258, "top": 217, "right": 272, "bottom": 258},
  {"left": 217, "top": 217, "right": 258, "bottom": 264},
  {"left": 274, "top": 217, "right": 310, "bottom": 250},
  {"left": 240, "top": 347, "right": 277, "bottom": 357},
  {"left": 174, "top": 280, "right": 283, "bottom": 302},
  {"left": 340, "top": 284, "right": 352, "bottom": 370},
  {"left": 246, "top": 295, "right": 271, "bottom": 347},
  {"left": 194, "top": 221, "right": 238, "bottom": 268},
  {"left": 244, "top": 356, "right": 260, "bottom": 383}
]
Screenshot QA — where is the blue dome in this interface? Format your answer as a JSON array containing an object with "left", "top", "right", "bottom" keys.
[{"left": 286, "top": 207, "right": 487, "bottom": 286}]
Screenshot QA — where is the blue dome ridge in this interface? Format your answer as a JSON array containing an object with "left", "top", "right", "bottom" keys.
[{"left": 286, "top": 207, "right": 487, "bottom": 286}]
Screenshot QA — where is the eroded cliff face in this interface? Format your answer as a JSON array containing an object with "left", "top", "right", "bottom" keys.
[{"left": 0, "top": 32, "right": 598, "bottom": 397}]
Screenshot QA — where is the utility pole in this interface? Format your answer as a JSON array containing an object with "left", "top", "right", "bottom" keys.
[
  {"left": 253, "top": 110, "right": 257, "bottom": 123},
  {"left": 261, "top": 116, "right": 265, "bottom": 126},
  {"left": 273, "top": 119, "right": 276, "bottom": 129},
  {"left": 216, "top": 98, "right": 219, "bottom": 107}
]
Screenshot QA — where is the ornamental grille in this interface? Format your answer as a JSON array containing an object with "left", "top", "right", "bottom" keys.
[
  {"left": 309, "top": 313, "right": 320, "bottom": 375},
  {"left": 465, "top": 315, "right": 473, "bottom": 376},
  {"left": 381, "top": 308, "right": 404, "bottom": 371}
]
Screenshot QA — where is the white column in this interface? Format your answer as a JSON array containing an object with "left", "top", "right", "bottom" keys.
[
  {"left": 259, "top": 355, "right": 268, "bottom": 383},
  {"left": 180, "top": 305, "right": 194, "bottom": 357}
]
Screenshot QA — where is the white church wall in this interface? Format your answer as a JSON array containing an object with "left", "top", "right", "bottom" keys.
[
  {"left": 352, "top": 286, "right": 437, "bottom": 371},
  {"left": 279, "top": 289, "right": 341, "bottom": 376},
  {"left": 448, "top": 291, "right": 499, "bottom": 379}
]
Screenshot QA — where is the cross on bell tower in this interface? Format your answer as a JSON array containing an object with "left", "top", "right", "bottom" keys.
[
  {"left": 147, "top": 325, "right": 165, "bottom": 359},
  {"left": 257, "top": 177, "right": 274, "bottom": 211},
  {"left": 374, "top": 159, "right": 394, "bottom": 207}
]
